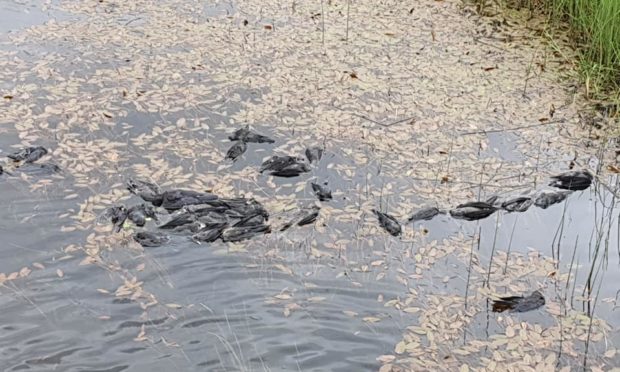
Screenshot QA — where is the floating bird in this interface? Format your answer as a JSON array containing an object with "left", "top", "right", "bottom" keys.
[
  {"left": 450, "top": 201, "right": 497, "bottom": 221},
  {"left": 501, "top": 196, "right": 534, "bottom": 213},
  {"left": 260, "top": 155, "right": 304, "bottom": 173},
  {"left": 127, "top": 179, "right": 162, "bottom": 204},
  {"left": 297, "top": 206, "right": 320, "bottom": 227},
  {"left": 104, "top": 205, "right": 128, "bottom": 233},
  {"left": 0, "top": 165, "right": 3, "bottom": 175},
  {"left": 549, "top": 169, "right": 593, "bottom": 191},
  {"left": 127, "top": 204, "right": 158, "bottom": 227},
  {"left": 233, "top": 213, "right": 268, "bottom": 227},
  {"left": 311, "top": 182, "right": 332, "bottom": 201},
  {"left": 221, "top": 224, "right": 270, "bottom": 242},
  {"left": 280, "top": 206, "right": 320, "bottom": 231},
  {"left": 191, "top": 226, "right": 226, "bottom": 243},
  {"left": 269, "top": 162, "right": 310, "bottom": 177},
  {"left": 492, "top": 290, "right": 545, "bottom": 313},
  {"left": 534, "top": 189, "right": 572, "bottom": 209},
  {"left": 155, "top": 189, "right": 218, "bottom": 211},
  {"left": 372, "top": 209, "right": 402, "bottom": 236},
  {"left": 305, "top": 147, "right": 323, "bottom": 164},
  {"left": 408, "top": 207, "right": 442, "bottom": 222},
  {"left": 225, "top": 141, "right": 247, "bottom": 161},
  {"left": 8, "top": 146, "right": 48, "bottom": 163},
  {"left": 158, "top": 211, "right": 197, "bottom": 230},
  {"left": 229, "top": 125, "right": 275, "bottom": 143},
  {"left": 133, "top": 231, "right": 170, "bottom": 247}
]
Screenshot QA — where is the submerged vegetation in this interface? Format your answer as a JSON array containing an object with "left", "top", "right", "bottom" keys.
[{"left": 474, "top": 0, "right": 620, "bottom": 101}]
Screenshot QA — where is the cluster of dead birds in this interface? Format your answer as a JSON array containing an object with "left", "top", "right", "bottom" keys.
[
  {"left": 372, "top": 169, "right": 593, "bottom": 237},
  {"left": 372, "top": 170, "right": 592, "bottom": 313},
  {"left": 0, "top": 146, "right": 60, "bottom": 176},
  {"left": 104, "top": 126, "right": 332, "bottom": 247},
  {"left": 102, "top": 126, "right": 592, "bottom": 315}
]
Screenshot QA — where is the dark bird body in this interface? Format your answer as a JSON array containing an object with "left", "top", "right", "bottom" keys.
[
  {"left": 226, "top": 141, "right": 247, "bottom": 161},
  {"left": 105, "top": 205, "right": 128, "bottom": 233},
  {"left": 127, "top": 204, "right": 157, "bottom": 227},
  {"left": 221, "top": 224, "right": 270, "bottom": 242},
  {"left": 158, "top": 212, "right": 197, "bottom": 229},
  {"left": 450, "top": 201, "right": 497, "bottom": 221},
  {"left": 298, "top": 206, "right": 320, "bottom": 227},
  {"left": 492, "top": 291, "right": 545, "bottom": 313},
  {"left": 311, "top": 182, "right": 332, "bottom": 201},
  {"left": 549, "top": 170, "right": 593, "bottom": 191},
  {"left": 534, "top": 190, "right": 572, "bottom": 209},
  {"left": 269, "top": 162, "right": 310, "bottom": 177},
  {"left": 501, "top": 196, "right": 533, "bottom": 213},
  {"left": 156, "top": 190, "right": 218, "bottom": 211},
  {"left": 305, "top": 147, "right": 323, "bottom": 164},
  {"left": 133, "top": 231, "right": 170, "bottom": 247},
  {"left": 408, "top": 207, "right": 441, "bottom": 222},
  {"left": 260, "top": 155, "right": 304, "bottom": 173},
  {"left": 127, "top": 179, "right": 162, "bottom": 204},
  {"left": 191, "top": 227, "right": 225, "bottom": 243},
  {"left": 229, "top": 125, "right": 275, "bottom": 143},
  {"left": 373, "top": 209, "right": 402, "bottom": 236},
  {"left": 8, "top": 146, "right": 48, "bottom": 163}
]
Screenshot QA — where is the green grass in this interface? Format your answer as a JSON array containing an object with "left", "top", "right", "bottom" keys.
[
  {"left": 473, "top": 0, "right": 620, "bottom": 100},
  {"left": 545, "top": 0, "right": 620, "bottom": 98}
]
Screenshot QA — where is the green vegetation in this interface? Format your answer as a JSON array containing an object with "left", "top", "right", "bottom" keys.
[{"left": 476, "top": 0, "right": 620, "bottom": 100}]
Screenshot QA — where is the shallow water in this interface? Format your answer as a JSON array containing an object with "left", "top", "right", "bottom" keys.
[{"left": 0, "top": 0, "right": 618, "bottom": 371}]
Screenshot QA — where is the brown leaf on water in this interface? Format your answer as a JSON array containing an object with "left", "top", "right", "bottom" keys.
[
  {"left": 264, "top": 25, "right": 273, "bottom": 30},
  {"left": 19, "top": 267, "right": 31, "bottom": 277},
  {"left": 607, "top": 164, "right": 620, "bottom": 173},
  {"left": 3, "top": 95, "right": 13, "bottom": 100}
]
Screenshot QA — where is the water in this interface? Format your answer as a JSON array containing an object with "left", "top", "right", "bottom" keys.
[{"left": 0, "top": 0, "right": 618, "bottom": 371}]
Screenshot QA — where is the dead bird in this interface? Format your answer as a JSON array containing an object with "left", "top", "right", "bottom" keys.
[
  {"left": 191, "top": 226, "right": 226, "bottom": 243},
  {"left": 104, "top": 205, "right": 128, "bottom": 233},
  {"left": 158, "top": 211, "right": 197, "bottom": 229},
  {"left": 127, "top": 204, "right": 158, "bottom": 227},
  {"left": 269, "top": 162, "right": 310, "bottom": 177},
  {"left": 233, "top": 213, "right": 268, "bottom": 227},
  {"left": 305, "top": 146, "right": 323, "bottom": 164},
  {"left": 408, "top": 207, "right": 442, "bottom": 222},
  {"left": 133, "top": 231, "right": 170, "bottom": 247},
  {"left": 501, "top": 196, "right": 534, "bottom": 213},
  {"left": 229, "top": 125, "right": 275, "bottom": 143},
  {"left": 260, "top": 155, "right": 303, "bottom": 173},
  {"left": 534, "top": 189, "right": 572, "bottom": 209},
  {"left": 225, "top": 141, "right": 247, "bottom": 161},
  {"left": 297, "top": 206, "right": 320, "bottom": 226},
  {"left": 311, "top": 182, "right": 332, "bottom": 201},
  {"left": 280, "top": 206, "right": 320, "bottom": 231},
  {"left": 127, "top": 178, "right": 162, "bottom": 203},
  {"left": 450, "top": 201, "right": 497, "bottom": 221},
  {"left": 8, "top": 146, "right": 48, "bottom": 163},
  {"left": 221, "top": 224, "right": 271, "bottom": 242},
  {"left": 155, "top": 189, "right": 218, "bottom": 211},
  {"left": 492, "top": 290, "right": 545, "bottom": 313},
  {"left": 372, "top": 209, "right": 402, "bottom": 236},
  {"left": 549, "top": 169, "right": 593, "bottom": 191}
]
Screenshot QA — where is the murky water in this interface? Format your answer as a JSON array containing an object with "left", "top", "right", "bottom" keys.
[{"left": 0, "top": 0, "right": 618, "bottom": 371}]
